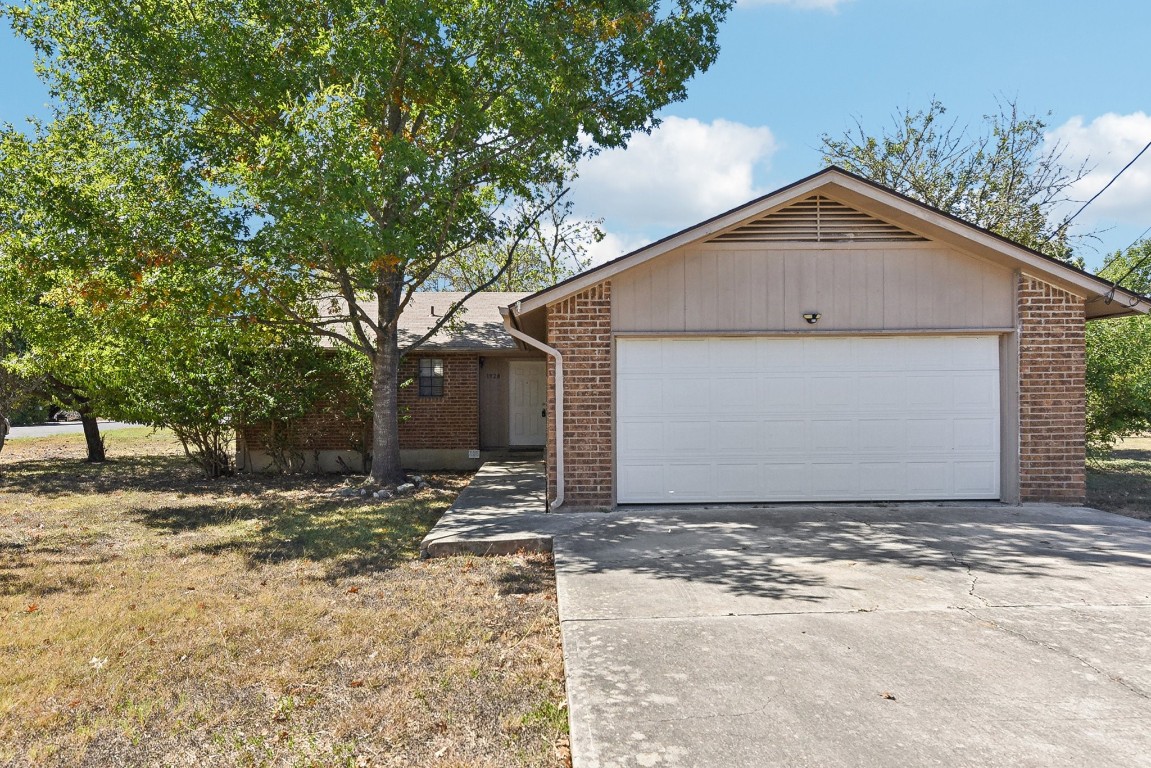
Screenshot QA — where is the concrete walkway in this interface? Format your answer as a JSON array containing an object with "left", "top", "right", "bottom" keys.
[
  {"left": 423, "top": 473, "right": 1151, "bottom": 767},
  {"left": 420, "top": 461, "right": 590, "bottom": 557}
]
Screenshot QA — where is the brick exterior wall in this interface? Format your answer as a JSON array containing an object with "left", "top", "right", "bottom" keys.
[
  {"left": 240, "top": 351, "right": 479, "bottom": 458},
  {"left": 546, "top": 281, "right": 613, "bottom": 508},
  {"left": 1017, "top": 273, "right": 1087, "bottom": 503},
  {"left": 398, "top": 352, "right": 479, "bottom": 450}
]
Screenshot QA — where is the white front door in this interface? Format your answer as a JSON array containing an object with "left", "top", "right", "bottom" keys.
[
  {"left": 617, "top": 335, "right": 1001, "bottom": 503},
  {"left": 509, "top": 360, "right": 547, "bottom": 446}
]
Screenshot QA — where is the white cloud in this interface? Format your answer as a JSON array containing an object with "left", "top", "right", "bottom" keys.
[
  {"left": 584, "top": 229, "right": 652, "bottom": 267},
  {"left": 573, "top": 116, "right": 778, "bottom": 233},
  {"left": 1047, "top": 112, "right": 1151, "bottom": 227},
  {"left": 740, "top": 0, "right": 852, "bottom": 10}
]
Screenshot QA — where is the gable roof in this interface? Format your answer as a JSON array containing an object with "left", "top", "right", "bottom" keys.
[
  {"left": 508, "top": 167, "right": 1149, "bottom": 321},
  {"left": 397, "top": 291, "right": 530, "bottom": 350},
  {"left": 320, "top": 291, "right": 529, "bottom": 351}
]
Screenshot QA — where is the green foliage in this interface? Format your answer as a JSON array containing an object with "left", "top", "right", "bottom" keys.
[
  {"left": 109, "top": 324, "right": 331, "bottom": 477},
  {"left": 1085, "top": 242, "right": 1151, "bottom": 454},
  {"left": 820, "top": 99, "right": 1088, "bottom": 261},
  {"left": 0, "top": 116, "right": 333, "bottom": 475},
  {"left": 6, "top": 400, "right": 50, "bottom": 427},
  {"left": 6, "top": 0, "right": 732, "bottom": 482}
]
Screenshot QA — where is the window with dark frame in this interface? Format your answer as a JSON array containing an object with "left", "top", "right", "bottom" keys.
[{"left": 418, "top": 358, "right": 445, "bottom": 397}]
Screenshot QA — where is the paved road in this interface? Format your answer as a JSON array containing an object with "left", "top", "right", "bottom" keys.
[
  {"left": 7, "top": 421, "right": 139, "bottom": 439},
  {"left": 553, "top": 504, "right": 1151, "bottom": 767}
]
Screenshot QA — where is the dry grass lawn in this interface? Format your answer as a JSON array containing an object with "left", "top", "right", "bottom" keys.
[
  {"left": 1088, "top": 435, "right": 1151, "bottom": 520},
  {"left": 1, "top": 429, "right": 568, "bottom": 768}
]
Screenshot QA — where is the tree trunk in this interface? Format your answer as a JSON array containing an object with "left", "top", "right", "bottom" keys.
[
  {"left": 80, "top": 412, "right": 105, "bottom": 463},
  {"left": 369, "top": 272, "right": 405, "bottom": 486}
]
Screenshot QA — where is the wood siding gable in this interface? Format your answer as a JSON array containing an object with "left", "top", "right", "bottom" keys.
[{"left": 612, "top": 239, "right": 1016, "bottom": 334}]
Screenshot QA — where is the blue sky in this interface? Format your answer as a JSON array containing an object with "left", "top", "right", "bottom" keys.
[
  {"left": 573, "top": 0, "right": 1151, "bottom": 270},
  {"left": 2, "top": 0, "right": 1148, "bottom": 270}
]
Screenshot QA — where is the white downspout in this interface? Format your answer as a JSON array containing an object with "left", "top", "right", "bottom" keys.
[{"left": 501, "top": 305, "right": 564, "bottom": 512}]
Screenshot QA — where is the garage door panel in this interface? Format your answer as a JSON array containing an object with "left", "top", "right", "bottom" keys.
[
  {"left": 710, "top": 338, "right": 758, "bottom": 369},
  {"left": 619, "top": 420, "right": 664, "bottom": 453},
  {"left": 809, "top": 463, "right": 859, "bottom": 495},
  {"left": 855, "top": 337, "right": 906, "bottom": 370},
  {"left": 953, "top": 374, "right": 998, "bottom": 408},
  {"left": 622, "top": 464, "right": 665, "bottom": 498},
  {"left": 710, "top": 375, "right": 759, "bottom": 411},
  {"left": 809, "top": 376, "right": 859, "bottom": 410},
  {"left": 761, "top": 420, "right": 808, "bottom": 451},
  {"left": 758, "top": 377, "right": 808, "bottom": 410},
  {"left": 667, "top": 421, "right": 710, "bottom": 452},
  {"left": 858, "top": 419, "right": 905, "bottom": 450},
  {"left": 804, "top": 338, "right": 855, "bottom": 370},
  {"left": 906, "top": 419, "right": 952, "bottom": 450},
  {"left": 810, "top": 420, "right": 854, "bottom": 450},
  {"left": 617, "top": 335, "right": 1001, "bottom": 503},
  {"left": 950, "top": 335, "right": 1001, "bottom": 367},
  {"left": 906, "top": 462, "right": 951, "bottom": 494},
  {"left": 715, "top": 464, "right": 763, "bottom": 498},
  {"left": 905, "top": 375, "right": 954, "bottom": 408},
  {"left": 954, "top": 461, "right": 998, "bottom": 494},
  {"left": 623, "top": 340, "right": 667, "bottom": 372},
  {"left": 713, "top": 420, "right": 761, "bottom": 453},
  {"left": 672, "top": 339, "right": 711, "bottom": 370},
  {"left": 859, "top": 463, "right": 905, "bottom": 495},
  {"left": 857, "top": 375, "right": 906, "bottom": 410},
  {"left": 664, "top": 377, "right": 707, "bottom": 412},
  {"left": 618, "top": 378, "right": 663, "bottom": 415},
  {"left": 755, "top": 337, "right": 805, "bottom": 369},
  {"left": 665, "top": 464, "right": 715, "bottom": 500},
  {"left": 762, "top": 463, "right": 809, "bottom": 497},
  {"left": 954, "top": 418, "right": 997, "bottom": 450}
]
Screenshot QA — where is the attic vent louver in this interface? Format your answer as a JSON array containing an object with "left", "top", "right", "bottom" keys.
[{"left": 708, "top": 195, "right": 927, "bottom": 244}]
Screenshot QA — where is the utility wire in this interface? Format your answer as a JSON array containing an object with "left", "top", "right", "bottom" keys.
[
  {"left": 1092, "top": 223, "right": 1151, "bottom": 286},
  {"left": 1106, "top": 244, "right": 1151, "bottom": 305},
  {"left": 1046, "top": 136, "right": 1151, "bottom": 245}
]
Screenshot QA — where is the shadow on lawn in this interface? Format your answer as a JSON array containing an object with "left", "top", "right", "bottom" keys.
[
  {"left": 1111, "top": 445, "right": 1151, "bottom": 462},
  {"left": 0, "top": 454, "right": 346, "bottom": 499},
  {"left": 137, "top": 497, "right": 445, "bottom": 579},
  {"left": 3, "top": 454, "right": 455, "bottom": 581}
]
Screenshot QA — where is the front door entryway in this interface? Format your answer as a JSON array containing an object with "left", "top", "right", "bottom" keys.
[{"left": 509, "top": 360, "right": 547, "bottom": 446}]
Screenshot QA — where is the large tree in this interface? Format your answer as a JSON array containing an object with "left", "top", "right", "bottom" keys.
[
  {"left": 9, "top": 0, "right": 732, "bottom": 484},
  {"left": 821, "top": 99, "right": 1088, "bottom": 261}
]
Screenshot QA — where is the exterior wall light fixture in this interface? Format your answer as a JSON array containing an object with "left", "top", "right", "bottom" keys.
[{"left": 802, "top": 312, "right": 822, "bottom": 324}]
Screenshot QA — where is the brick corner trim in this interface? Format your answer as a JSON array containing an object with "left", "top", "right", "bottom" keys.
[
  {"left": 546, "top": 281, "right": 613, "bottom": 508},
  {"left": 1017, "top": 273, "right": 1086, "bottom": 503}
]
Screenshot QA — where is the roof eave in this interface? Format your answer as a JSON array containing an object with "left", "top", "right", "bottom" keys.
[{"left": 514, "top": 167, "right": 1150, "bottom": 319}]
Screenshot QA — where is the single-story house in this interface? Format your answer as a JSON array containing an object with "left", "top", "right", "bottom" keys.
[
  {"left": 243, "top": 167, "right": 1149, "bottom": 508},
  {"left": 238, "top": 291, "right": 548, "bottom": 472}
]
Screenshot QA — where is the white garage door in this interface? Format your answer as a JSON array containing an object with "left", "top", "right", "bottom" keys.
[{"left": 617, "top": 336, "right": 1001, "bottom": 503}]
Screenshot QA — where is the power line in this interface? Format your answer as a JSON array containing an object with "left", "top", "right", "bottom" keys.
[
  {"left": 1046, "top": 136, "right": 1151, "bottom": 245},
  {"left": 1094, "top": 223, "right": 1151, "bottom": 280}
]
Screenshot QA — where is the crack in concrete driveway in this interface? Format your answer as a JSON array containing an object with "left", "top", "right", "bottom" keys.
[{"left": 553, "top": 504, "right": 1151, "bottom": 768}]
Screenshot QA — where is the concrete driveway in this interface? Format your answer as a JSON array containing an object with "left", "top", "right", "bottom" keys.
[{"left": 553, "top": 504, "right": 1151, "bottom": 767}]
